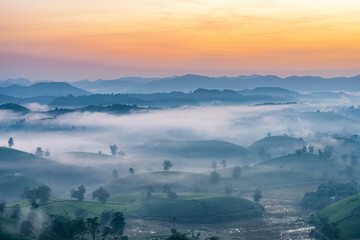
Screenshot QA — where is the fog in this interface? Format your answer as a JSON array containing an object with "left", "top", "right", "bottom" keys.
[{"left": 0, "top": 104, "right": 356, "bottom": 152}]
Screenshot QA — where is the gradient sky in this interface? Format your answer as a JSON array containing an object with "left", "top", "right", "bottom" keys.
[{"left": 1, "top": 0, "right": 360, "bottom": 81}]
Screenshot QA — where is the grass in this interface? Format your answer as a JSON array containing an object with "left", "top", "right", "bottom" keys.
[
  {"left": 319, "top": 193, "right": 360, "bottom": 240},
  {"left": 0, "top": 175, "right": 41, "bottom": 201},
  {"left": 9, "top": 193, "right": 264, "bottom": 223},
  {"left": 136, "top": 195, "right": 264, "bottom": 223}
]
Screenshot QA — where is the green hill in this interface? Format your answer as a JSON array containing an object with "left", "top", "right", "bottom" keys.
[
  {"left": 0, "top": 175, "right": 41, "bottom": 201},
  {"left": 259, "top": 152, "right": 344, "bottom": 176},
  {"left": 138, "top": 139, "right": 250, "bottom": 160},
  {"left": 319, "top": 193, "right": 360, "bottom": 240},
  {"left": 137, "top": 195, "right": 264, "bottom": 223},
  {"left": 53, "top": 151, "right": 119, "bottom": 162},
  {"left": 0, "top": 147, "right": 103, "bottom": 190},
  {"left": 248, "top": 135, "right": 305, "bottom": 156},
  {"left": 106, "top": 171, "right": 215, "bottom": 193},
  {"left": 0, "top": 103, "right": 29, "bottom": 114},
  {"left": 10, "top": 193, "right": 264, "bottom": 223}
]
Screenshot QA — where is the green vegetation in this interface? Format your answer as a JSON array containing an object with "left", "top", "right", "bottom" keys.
[
  {"left": 0, "top": 175, "right": 41, "bottom": 201},
  {"left": 318, "top": 193, "right": 360, "bottom": 240},
  {"left": 136, "top": 195, "right": 264, "bottom": 223},
  {"left": 302, "top": 182, "right": 358, "bottom": 210},
  {"left": 9, "top": 192, "right": 263, "bottom": 224},
  {"left": 248, "top": 135, "right": 304, "bottom": 156}
]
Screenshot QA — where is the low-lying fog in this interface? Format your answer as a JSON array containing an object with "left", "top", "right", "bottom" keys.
[{"left": 1, "top": 99, "right": 360, "bottom": 171}]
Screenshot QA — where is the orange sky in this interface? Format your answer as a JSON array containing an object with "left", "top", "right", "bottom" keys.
[{"left": 1, "top": 0, "right": 360, "bottom": 80}]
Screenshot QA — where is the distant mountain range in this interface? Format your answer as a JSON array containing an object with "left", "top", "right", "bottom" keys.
[
  {"left": 0, "top": 82, "right": 90, "bottom": 97},
  {"left": 71, "top": 74, "right": 360, "bottom": 93},
  {"left": 2, "top": 74, "right": 360, "bottom": 94}
]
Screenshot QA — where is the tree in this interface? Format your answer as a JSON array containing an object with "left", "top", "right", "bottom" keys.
[
  {"left": 110, "top": 145, "right": 118, "bottom": 156},
  {"left": 35, "top": 147, "right": 44, "bottom": 157},
  {"left": 73, "top": 218, "right": 87, "bottom": 240},
  {"left": 128, "top": 167, "right": 135, "bottom": 175},
  {"left": 167, "top": 229, "right": 190, "bottom": 240},
  {"left": 8, "top": 137, "right": 14, "bottom": 148},
  {"left": 102, "top": 226, "right": 113, "bottom": 239},
  {"left": 112, "top": 169, "right": 119, "bottom": 179},
  {"left": 86, "top": 217, "right": 101, "bottom": 240},
  {"left": 110, "top": 212, "right": 126, "bottom": 239},
  {"left": 308, "top": 145, "right": 315, "bottom": 153},
  {"left": 71, "top": 185, "right": 86, "bottom": 201},
  {"left": 211, "top": 160, "right": 217, "bottom": 169},
  {"left": 146, "top": 186, "right": 153, "bottom": 199},
  {"left": 163, "top": 184, "right": 178, "bottom": 200},
  {"left": 232, "top": 167, "right": 242, "bottom": 179},
  {"left": 47, "top": 213, "right": 78, "bottom": 239},
  {"left": 209, "top": 171, "right": 220, "bottom": 184},
  {"left": 163, "top": 160, "right": 173, "bottom": 171},
  {"left": 220, "top": 160, "right": 227, "bottom": 168},
  {"left": 253, "top": 188, "right": 263, "bottom": 203},
  {"left": 11, "top": 204, "right": 21, "bottom": 221},
  {"left": 37, "top": 185, "right": 51, "bottom": 203},
  {"left": 20, "top": 220, "right": 34, "bottom": 237},
  {"left": 100, "top": 210, "right": 114, "bottom": 226},
  {"left": 0, "top": 199, "right": 6, "bottom": 214},
  {"left": 23, "top": 185, "right": 51, "bottom": 207},
  {"left": 45, "top": 149, "right": 50, "bottom": 158},
  {"left": 302, "top": 146, "right": 307, "bottom": 153},
  {"left": 92, "top": 187, "right": 110, "bottom": 204}
]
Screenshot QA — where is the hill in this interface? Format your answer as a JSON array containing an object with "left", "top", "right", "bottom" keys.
[
  {"left": 137, "top": 195, "right": 264, "bottom": 223},
  {"left": 239, "top": 87, "right": 300, "bottom": 98},
  {"left": 248, "top": 135, "right": 305, "bottom": 157},
  {"left": 0, "top": 175, "right": 41, "bottom": 201},
  {"left": 0, "top": 82, "right": 90, "bottom": 97},
  {"left": 10, "top": 193, "right": 264, "bottom": 223},
  {"left": 71, "top": 74, "right": 360, "bottom": 93},
  {"left": 318, "top": 193, "right": 360, "bottom": 240},
  {"left": 106, "top": 171, "right": 214, "bottom": 194},
  {"left": 0, "top": 147, "right": 104, "bottom": 193},
  {"left": 138, "top": 139, "right": 250, "bottom": 160},
  {"left": 0, "top": 103, "right": 29, "bottom": 114}
]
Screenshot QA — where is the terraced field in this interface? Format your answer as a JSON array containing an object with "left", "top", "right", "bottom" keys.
[{"left": 319, "top": 193, "right": 360, "bottom": 240}]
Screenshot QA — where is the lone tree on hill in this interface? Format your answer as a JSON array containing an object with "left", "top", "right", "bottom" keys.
[
  {"left": 23, "top": 185, "right": 51, "bottom": 208},
  {"left": 232, "top": 167, "right": 242, "bottom": 179},
  {"left": 163, "top": 160, "right": 173, "bottom": 171},
  {"left": 35, "top": 147, "right": 44, "bottom": 157},
  {"left": 112, "top": 169, "right": 119, "bottom": 179},
  {"left": 220, "top": 160, "right": 227, "bottom": 168},
  {"left": 109, "top": 144, "right": 118, "bottom": 156},
  {"left": 92, "top": 187, "right": 111, "bottom": 204},
  {"left": 8, "top": 137, "right": 14, "bottom": 148},
  {"left": 163, "top": 184, "right": 178, "bottom": 200},
  {"left": 253, "top": 188, "right": 263, "bottom": 203},
  {"left": 71, "top": 185, "right": 86, "bottom": 201},
  {"left": 209, "top": 171, "right": 220, "bottom": 184}
]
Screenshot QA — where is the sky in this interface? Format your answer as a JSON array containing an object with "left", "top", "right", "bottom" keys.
[{"left": 1, "top": 0, "right": 360, "bottom": 81}]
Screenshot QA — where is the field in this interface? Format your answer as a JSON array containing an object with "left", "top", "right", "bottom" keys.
[
  {"left": 319, "top": 193, "right": 360, "bottom": 240},
  {"left": 8, "top": 193, "right": 264, "bottom": 224}
]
